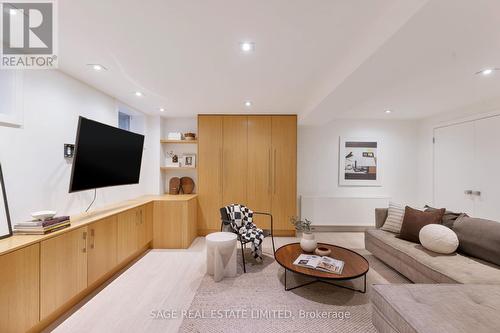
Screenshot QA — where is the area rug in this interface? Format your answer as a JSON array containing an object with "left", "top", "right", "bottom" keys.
[{"left": 179, "top": 248, "right": 409, "bottom": 333}]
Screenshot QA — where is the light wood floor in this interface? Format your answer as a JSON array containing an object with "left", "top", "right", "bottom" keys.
[{"left": 45, "top": 232, "right": 365, "bottom": 333}]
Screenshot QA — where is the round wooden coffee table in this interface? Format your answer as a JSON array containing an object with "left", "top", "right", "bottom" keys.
[{"left": 274, "top": 243, "right": 369, "bottom": 293}]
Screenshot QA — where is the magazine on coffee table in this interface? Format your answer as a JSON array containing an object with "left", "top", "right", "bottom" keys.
[{"left": 293, "top": 254, "right": 344, "bottom": 274}]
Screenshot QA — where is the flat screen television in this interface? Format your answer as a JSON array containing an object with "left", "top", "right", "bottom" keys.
[{"left": 69, "top": 117, "right": 145, "bottom": 193}]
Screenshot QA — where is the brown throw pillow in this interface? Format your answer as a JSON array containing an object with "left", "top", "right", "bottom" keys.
[{"left": 399, "top": 206, "right": 445, "bottom": 243}]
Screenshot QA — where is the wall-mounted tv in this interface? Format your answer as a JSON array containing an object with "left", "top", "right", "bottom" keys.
[{"left": 69, "top": 117, "right": 145, "bottom": 193}]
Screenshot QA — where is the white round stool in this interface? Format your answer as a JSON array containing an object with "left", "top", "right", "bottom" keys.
[{"left": 206, "top": 232, "right": 237, "bottom": 282}]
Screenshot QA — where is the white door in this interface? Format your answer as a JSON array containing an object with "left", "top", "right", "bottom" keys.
[
  {"left": 473, "top": 115, "right": 500, "bottom": 220},
  {"left": 434, "top": 122, "right": 475, "bottom": 214}
]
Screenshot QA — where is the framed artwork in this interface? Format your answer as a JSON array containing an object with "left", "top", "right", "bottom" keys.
[
  {"left": 339, "top": 137, "right": 381, "bottom": 187},
  {"left": 0, "top": 71, "right": 23, "bottom": 127},
  {"left": 0, "top": 164, "right": 13, "bottom": 239},
  {"left": 181, "top": 154, "right": 196, "bottom": 168}
]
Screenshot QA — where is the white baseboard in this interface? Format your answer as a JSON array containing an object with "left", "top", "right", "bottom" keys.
[{"left": 310, "top": 225, "right": 374, "bottom": 232}]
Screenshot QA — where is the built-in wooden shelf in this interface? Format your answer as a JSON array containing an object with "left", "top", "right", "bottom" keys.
[
  {"left": 160, "top": 139, "right": 197, "bottom": 144},
  {"left": 161, "top": 167, "right": 197, "bottom": 171}
]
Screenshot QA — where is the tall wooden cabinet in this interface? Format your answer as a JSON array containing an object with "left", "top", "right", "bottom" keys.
[
  {"left": 198, "top": 116, "right": 223, "bottom": 235},
  {"left": 198, "top": 115, "right": 297, "bottom": 236},
  {"left": 222, "top": 116, "right": 248, "bottom": 206},
  {"left": 271, "top": 116, "right": 297, "bottom": 233},
  {"left": 247, "top": 116, "right": 272, "bottom": 229}
]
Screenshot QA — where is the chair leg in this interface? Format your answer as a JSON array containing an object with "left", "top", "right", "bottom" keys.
[
  {"left": 271, "top": 235, "right": 276, "bottom": 256},
  {"left": 240, "top": 241, "right": 246, "bottom": 273}
]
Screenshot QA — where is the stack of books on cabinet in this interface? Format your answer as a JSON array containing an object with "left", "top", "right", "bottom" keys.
[{"left": 13, "top": 216, "right": 71, "bottom": 235}]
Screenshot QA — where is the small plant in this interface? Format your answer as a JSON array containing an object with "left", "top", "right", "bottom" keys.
[{"left": 290, "top": 216, "right": 312, "bottom": 233}]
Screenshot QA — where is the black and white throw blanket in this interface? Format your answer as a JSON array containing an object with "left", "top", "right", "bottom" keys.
[{"left": 224, "top": 204, "right": 265, "bottom": 261}]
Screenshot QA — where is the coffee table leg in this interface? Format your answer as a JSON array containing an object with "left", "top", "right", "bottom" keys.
[
  {"left": 284, "top": 269, "right": 367, "bottom": 293},
  {"left": 284, "top": 269, "right": 319, "bottom": 291},
  {"left": 318, "top": 274, "right": 367, "bottom": 294}
]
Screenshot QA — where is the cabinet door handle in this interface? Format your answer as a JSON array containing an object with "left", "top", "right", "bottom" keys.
[
  {"left": 268, "top": 149, "right": 272, "bottom": 194},
  {"left": 82, "top": 231, "right": 87, "bottom": 253},
  {"left": 274, "top": 149, "right": 277, "bottom": 194},
  {"left": 220, "top": 147, "right": 223, "bottom": 193},
  {"left": 90, "top": 229, "right": 95, "bottom": 249}
]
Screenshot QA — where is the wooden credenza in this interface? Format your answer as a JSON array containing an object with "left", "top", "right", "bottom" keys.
[
  {"left": 198, "top": 115, "right": 297, "bottom": 236},
  {"left": 0, "top": 194, "right": 196, "bottom": 333}
]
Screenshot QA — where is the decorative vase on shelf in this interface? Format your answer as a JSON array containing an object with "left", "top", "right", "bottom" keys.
[{"left": 300, "top": 232, "right": 317, "bottom": 253}]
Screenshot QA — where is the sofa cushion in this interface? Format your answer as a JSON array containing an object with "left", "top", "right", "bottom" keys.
[
  {"left": 419, "top": 224, "right": 458, "bottom": 254},
  {"left": 424, "top": 205, "right": 467, "bottom": 229},
  {"left": 399, "top": 206, "right": 445, "bottom": 243},
  {"left": 372, "top": 284, "right": 500, "bottom": 333},
  {"left": 453, "top": 216, "right": 500, "bottom": 267},
  {"left": 366, "top": 229, "right": 500, "bottom": 284}
]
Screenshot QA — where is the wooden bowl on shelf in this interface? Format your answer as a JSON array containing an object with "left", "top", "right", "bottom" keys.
[
  {"left": 184, "top": 133, "right": 196, "bottom": 141},
  {"left": 181, "top": 177, "right": 195, "bottom": 194}
]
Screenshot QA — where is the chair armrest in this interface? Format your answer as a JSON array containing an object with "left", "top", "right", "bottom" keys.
[
  {"left": 254, "top": 212, "right": 272, "bottom": 217},
  {"left": 253, "top": 212, "right": 274, "bottom": 232}
]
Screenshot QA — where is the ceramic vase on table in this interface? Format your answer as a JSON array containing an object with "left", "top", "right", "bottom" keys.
[{"left": 300, "top": 232, "right": 317, "bottom": 252}]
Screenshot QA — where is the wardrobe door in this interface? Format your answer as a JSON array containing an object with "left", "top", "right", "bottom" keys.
[
  {"left": 433, "top": 122, "right": 475, "bottom": 214},
  {"left": 247, "top": 116, "right": 272, "bottom": 229},
  {"left": 198, "top": 115, "right": 223, "bottom": 234},
  {"left": 473, "top": 115, "right": 500, "bottom": 220},
  {"left": 271, "top": 115, "right": 297, "bottom": 235},
  {"left": 222, "top": 116, "right": 248, "bottom": 206}
]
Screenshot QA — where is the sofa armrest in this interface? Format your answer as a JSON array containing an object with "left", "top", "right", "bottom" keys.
[{"left": 375, "top": 208, "right": 388, "bottom": 229}]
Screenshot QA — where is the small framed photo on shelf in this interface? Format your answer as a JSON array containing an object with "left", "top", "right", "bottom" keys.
[
  {"left": 165, "top": 151, "right": 180, "bottom": 167},
  {"left": 181, "top": 154, "right": 196, "bottom": 168}
]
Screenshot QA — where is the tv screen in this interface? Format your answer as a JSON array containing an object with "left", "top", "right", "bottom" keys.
[{"left": 69, "top": 117, "right": 145, "bottom": 193}]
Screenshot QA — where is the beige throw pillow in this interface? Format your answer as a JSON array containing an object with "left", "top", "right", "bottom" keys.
[{"left": 381, "top": 202, "right": 405, "bottom": 233}]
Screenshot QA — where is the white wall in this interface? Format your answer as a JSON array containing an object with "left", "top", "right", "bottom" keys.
[
  {"left": 0, "top": 70, "right": 160, "bottom": 224},
  {"left": 299, "top": 119, "right": 419, "bottom": 226}
]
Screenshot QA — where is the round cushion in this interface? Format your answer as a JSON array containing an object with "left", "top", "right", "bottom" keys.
[{"left": 419, "top": 224, "right": 459, "bottom": 254}]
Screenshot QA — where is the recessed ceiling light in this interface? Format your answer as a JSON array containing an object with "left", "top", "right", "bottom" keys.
[
  {"left": 385, "top": 110, "right": 392, "bottom": 114},
  {"left": 476, "top": 68, "right": 498, "bottom": 76},
  {"left": 159, "top": 108, "right": 165, "bottom": 112},
  {"left": 134, "top": 91, "right": 144, "bottom": 97},
  {"left": 244, "top": 101, "right": 252, "bottom": 108},
  {"left": 87, "top": 64, "right": 107, "bottom": 72},
  {"left": 240, "top": 42, "right": 255, "bottom": 52},
  {"left": 482, "top": 68, "right": 493, "bottom": 75}
]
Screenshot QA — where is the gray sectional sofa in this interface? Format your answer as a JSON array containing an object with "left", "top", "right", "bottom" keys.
[{"left": 366, "top": 208, "right": 500, "bottom": 333}]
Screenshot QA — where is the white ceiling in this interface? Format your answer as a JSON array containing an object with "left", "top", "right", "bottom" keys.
[{"left": 58, "top": 0, "right": 500, "bottom": 124}]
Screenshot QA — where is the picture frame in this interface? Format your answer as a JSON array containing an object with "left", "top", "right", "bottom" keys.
[
  {"left": 339, "top": 137, "right": 381, "bottom": 187},
  {"left": 0, "top": 163, "right": 13, "bottom": 239},
  {"left": 0, "top": 71, "right": 24, "bottom": 127},
  {"left": 181, "top": 154, "right": 196, "bottom": 168}
]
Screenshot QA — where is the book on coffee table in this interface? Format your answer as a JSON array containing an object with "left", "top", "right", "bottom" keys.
[{"left": 293, "top": 254, "right": 344, "bottom": 274}]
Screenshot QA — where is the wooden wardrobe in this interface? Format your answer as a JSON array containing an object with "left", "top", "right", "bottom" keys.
[{"left": 197, "top": 115, "right": 297, "bottom": 236}]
